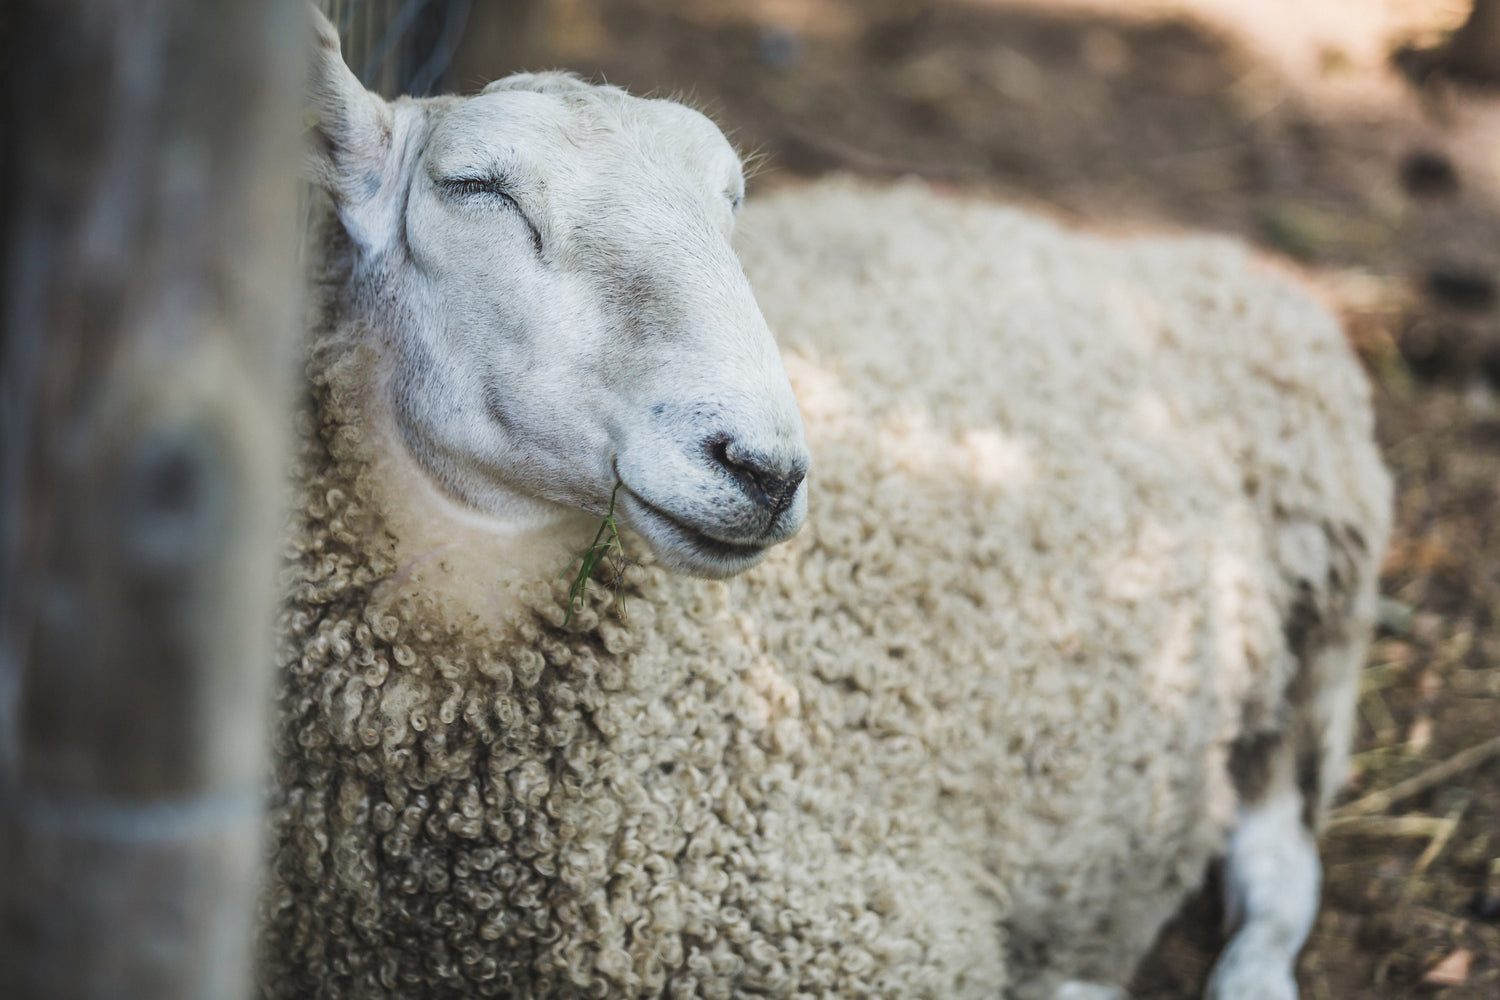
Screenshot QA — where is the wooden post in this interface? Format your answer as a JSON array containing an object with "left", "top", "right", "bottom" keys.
[{"left": 0, "top": 2, "right": 304, "bottom": 997}]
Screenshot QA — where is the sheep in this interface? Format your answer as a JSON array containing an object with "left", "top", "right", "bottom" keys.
[{"left": 259, "top": 12, "right": 1390, "bottom": 1000}]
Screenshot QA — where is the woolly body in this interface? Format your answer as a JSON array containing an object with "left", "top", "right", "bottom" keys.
[{"left": 260, "top": 178, "right": 1388, "bottom": 998}]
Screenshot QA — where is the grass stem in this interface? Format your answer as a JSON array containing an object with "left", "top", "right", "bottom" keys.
[{"left": 562, "top": 481, "right": 627, "bottom": 625}]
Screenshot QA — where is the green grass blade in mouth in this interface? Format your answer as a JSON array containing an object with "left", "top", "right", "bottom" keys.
[{"left": 561, "top": 481, "right": 627, "bottom": 625}]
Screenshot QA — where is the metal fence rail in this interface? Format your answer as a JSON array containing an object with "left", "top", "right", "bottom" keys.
[{"left": 320, "top": 0, "right": 473, "bottom": 96}]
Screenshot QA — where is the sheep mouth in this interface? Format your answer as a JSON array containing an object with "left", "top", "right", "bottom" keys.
[{"left": 617, "top": 487, "right": 771, "bottom": 577}]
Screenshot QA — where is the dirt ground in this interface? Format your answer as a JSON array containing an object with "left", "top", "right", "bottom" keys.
[{"left": 452, "top": 1, "right": 1500, "bottom": 995}]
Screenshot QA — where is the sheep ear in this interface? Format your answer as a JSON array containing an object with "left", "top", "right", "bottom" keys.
[{"left": 305, "top": 5, "right": 398, "bottom": 252}]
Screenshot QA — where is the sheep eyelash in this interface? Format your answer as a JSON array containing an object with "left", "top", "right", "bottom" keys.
[
  {"left": 440, "top": 175, "right": 513, "bottom": 198},
  {"left": 440, "top": 175, "right": 544, "bottom": 254}
]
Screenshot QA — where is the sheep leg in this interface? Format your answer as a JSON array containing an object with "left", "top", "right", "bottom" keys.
[
  {"left": 1053, "top": 981, "right": 1128, "bottom": 1000},
  {"left": 1204, "top": 786, "right": 1319, "bottom": 1000}
]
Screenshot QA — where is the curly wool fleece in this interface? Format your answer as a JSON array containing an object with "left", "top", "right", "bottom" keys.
[{"left": 259, "top": 178, "right": 1390, "bottom": 999}]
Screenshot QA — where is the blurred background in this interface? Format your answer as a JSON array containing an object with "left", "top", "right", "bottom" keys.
[{"left": 4, "top": 1, "right": 1498, "bottom": 997}]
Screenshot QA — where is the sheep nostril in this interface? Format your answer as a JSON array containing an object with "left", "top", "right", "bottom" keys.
[{"left": 711, "top": 440, "right": 805, "bottom": 517}]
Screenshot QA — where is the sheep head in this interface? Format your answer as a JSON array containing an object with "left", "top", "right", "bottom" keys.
[{"left": 304, "top": 9, "right": 809, "bottom": 580}]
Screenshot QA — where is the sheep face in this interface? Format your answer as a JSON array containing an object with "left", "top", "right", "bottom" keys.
[{"left": 306, "top": 14, "right": 809, "bottom": 579}]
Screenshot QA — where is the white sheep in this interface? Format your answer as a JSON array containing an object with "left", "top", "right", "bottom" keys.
[{"left": 259, "top": 13, "right": 1390, "bottom": 1000}]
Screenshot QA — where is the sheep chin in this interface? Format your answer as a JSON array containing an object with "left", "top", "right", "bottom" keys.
[{"left": 617, "top": 492, "right": 775, "bottom": 580}]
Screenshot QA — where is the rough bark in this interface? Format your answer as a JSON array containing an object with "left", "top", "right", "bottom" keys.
[{"left": 0, "top": 2, "right": 303, "bottom": 997}]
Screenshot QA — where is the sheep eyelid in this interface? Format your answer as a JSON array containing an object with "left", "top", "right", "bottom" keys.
[{"left": 439, "top": 176, "right": 544, "bottom": 254}]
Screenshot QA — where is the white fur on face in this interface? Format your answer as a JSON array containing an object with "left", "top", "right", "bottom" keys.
[{"left": 314, "top": 60, "right": 809, "bottom": 578}]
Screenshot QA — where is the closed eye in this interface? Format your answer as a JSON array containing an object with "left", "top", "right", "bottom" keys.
[
  {"left": 441, "top": 175, "right": 514, "bottom": 199},
  {"left": 439, "top": 175, "right": 543, "bottom": 254}
]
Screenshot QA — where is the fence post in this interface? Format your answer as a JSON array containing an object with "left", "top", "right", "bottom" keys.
[{"left": 0, "top": 1, "right": 304, "bottom": 997}]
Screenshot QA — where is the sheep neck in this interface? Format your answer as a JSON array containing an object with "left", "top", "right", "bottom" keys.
[{"left": 298, "top": 231, "right": 629, "bottom": 640}]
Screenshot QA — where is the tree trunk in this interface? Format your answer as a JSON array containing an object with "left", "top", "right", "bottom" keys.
[{"left": 0, "top": 2, "right": 303, "bottom": 997}]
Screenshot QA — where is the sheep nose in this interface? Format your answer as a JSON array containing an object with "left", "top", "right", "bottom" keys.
[{"left": 711, "top": 439, "right": 807, "bottom": 517}]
